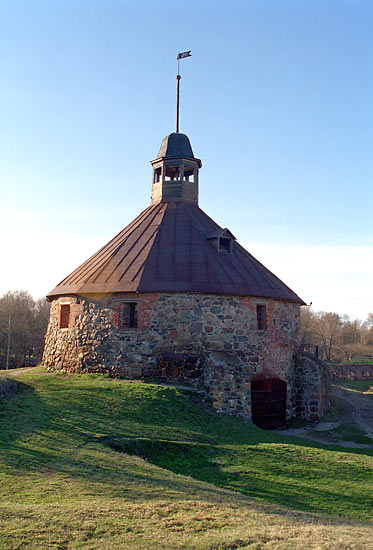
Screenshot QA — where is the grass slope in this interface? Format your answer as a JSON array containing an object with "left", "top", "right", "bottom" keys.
[{"left": 0, "top": 368, "right": 372, "bottom": 549}]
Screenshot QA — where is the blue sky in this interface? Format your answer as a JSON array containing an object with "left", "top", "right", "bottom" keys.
[{"left": 1, "top": 0, "right": 372, "bottom": 320}]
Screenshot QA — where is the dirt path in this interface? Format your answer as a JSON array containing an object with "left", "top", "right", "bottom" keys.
[
  {"left": 332, "top": 384, "right": 373, "bottom": 439},
  {"left": 274, "top": 384, "right": 373, "bottom": 449},
  {"left": 0, "top": 367, "right": 38, "bottom": 377}
]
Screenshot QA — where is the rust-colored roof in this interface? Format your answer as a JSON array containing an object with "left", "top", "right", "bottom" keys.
[{"left": 47, "top": 201, "right": 305, "bottom": 304}]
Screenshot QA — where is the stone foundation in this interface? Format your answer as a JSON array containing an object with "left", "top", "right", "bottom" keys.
[{"left": 42, "top": 292, "right": 328, "bottom": 422}]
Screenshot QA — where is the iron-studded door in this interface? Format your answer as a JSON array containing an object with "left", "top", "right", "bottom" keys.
[{"left": 251, "top": 378, "right": 287, "bottom": 429}]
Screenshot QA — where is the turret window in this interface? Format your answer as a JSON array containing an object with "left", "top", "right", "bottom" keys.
[
  {"left": 184, "top": 164, "right": 196, "bottom": 182},
  {"left": 154, "top": 167, "right": 161, "bottom": 183},
  {"left": 165, "top": 165, "right": 180, "bottom": 181}
]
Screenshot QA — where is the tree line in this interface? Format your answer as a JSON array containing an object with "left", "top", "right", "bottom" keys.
[
  {"left": 301, "top": 308, "right": 373, "bottom": 363},
  {"left": 0, "top": 291, "right": 50, "bottom": 369}
]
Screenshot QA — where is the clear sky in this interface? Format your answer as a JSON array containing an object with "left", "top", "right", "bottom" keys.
[{"left": 1, "top": 0, "right": 372, "bottom": 321}]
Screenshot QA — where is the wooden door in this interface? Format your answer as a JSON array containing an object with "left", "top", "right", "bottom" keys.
[{"left": 251, "top": 378, "right": 287, "bottom": 429}]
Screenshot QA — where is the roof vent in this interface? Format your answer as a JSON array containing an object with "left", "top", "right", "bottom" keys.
[
  {"left": 219, "top": 236, "right": 233, "bottom": 253},
  {"left": 207, "top": 228, "right": 235, "bottom": 254}
]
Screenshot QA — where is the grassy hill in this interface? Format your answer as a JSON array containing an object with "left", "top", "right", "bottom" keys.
[{"left": 0, "top": 368, "right": 372, "bottom": 549}]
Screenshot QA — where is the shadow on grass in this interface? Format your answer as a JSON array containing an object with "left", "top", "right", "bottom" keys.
[
  {"left": 3, "top": 431, "right": 370, "bottom": 520},
  {"left": 0, "top": 380, "right": 53, "bottom": 445},
  {"left": 0, "top": 375, "right": 372, "bottom": 521}
]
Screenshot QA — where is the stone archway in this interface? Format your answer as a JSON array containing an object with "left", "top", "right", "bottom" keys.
[{"left": 251, "top": 377, "right": 287, "bottom": 429}]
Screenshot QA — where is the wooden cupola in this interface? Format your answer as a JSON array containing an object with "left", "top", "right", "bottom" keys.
[{"left": 150, "top": 132, "right": 202, "bottom": 205}]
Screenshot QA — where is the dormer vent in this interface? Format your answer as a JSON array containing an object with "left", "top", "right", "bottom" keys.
[
  {"left": 219, "top": 236, "right": 233, "bottom": 253},
  {"left": 207, "top": 228, "right": 236, "bottom": 254}
]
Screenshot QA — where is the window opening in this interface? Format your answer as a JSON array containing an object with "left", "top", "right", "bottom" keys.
[
  {"left": 184, "top": 165, "right": 194, "bottom": 182},
  {"left": 154, "top": 167, "right": 161, "bottom": 183},
  {"left": 119, "top": 302, "right": 137, "bottom": 329},
  {"left": 165, "top": 165, "right": 180, "bottom": 181},
  {"left": 256, "top": 305, "right": 267, "bottom": 330},
  {"left": 60, "top": 304, "right": 70, "bottom": 329},
  {"left": 219, "top": 237, "right": 232, "bottom": 253}
]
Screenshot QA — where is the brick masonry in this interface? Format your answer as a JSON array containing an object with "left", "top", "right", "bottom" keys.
[{"left": 42, "top": 292, "right": 329, "bottom": 422}]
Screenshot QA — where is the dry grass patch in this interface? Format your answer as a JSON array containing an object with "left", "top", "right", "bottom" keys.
[{"left": 1, "top": 496, "right": 372, "bottom": 549}]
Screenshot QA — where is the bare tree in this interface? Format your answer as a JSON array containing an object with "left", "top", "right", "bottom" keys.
[
  {"left": 0, "top": 291, "right": 50, "bottom": 369},
  {"left": 300, "top": 309, "right": 373, "bottom": 363}
]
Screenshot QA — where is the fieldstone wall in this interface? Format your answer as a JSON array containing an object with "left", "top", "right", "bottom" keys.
[
  {"left": 43, "top": 292, "right": 302, "bottom": 420},
  {"left": 294, "top": 353, "right": 331, "bottom": 421},
  {"left": 330, "top": 364, "right": 373, "bottom": 380},
  {"left": 202, "top": 351, "right": 253, "bottom": 419}
]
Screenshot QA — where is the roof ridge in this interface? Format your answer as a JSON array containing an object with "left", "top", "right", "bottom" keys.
[
  {"left": 102, "top": 204, "right": 165, "bottom": 283},
  {"left": 52, "top": 204, "right": 161, "bottom": 289},
  {"left": 118, "top": 211, "right": 165, "bottom": 283}
]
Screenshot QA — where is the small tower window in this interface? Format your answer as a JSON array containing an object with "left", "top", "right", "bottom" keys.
[
  {"left": 184, "top": 164, "right": 195, "bottom": 182},
  {"left": 165, "top": 165, "right": 180, "bottom": 181},
  {"left": 119, "top": 302, "right": 137, "bottom": 329},
  {"left": 219, "top": 237, "right": 232, "bottom": 253},
  {"left": 154, "top": 167, "right": 161, "bottom": 183},
  {"left": 60, "top": 304, "right": 70, "bottom": 329},
  {"left": 256, "top": 305, "right": 267, "bottom": 330}
]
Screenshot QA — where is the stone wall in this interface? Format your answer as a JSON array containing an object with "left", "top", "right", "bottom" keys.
[
  {"left": 202, "top": 350, "right": 255, "bottom": 420},
  {"left": 294, "top": 353, "right": 331, "bottom": 421},
  {"left": 330, "top": 364, "right": 373, "bottom": 380},
  {"left": 43, "top": 292, "right": 301, "bottom": 420}
]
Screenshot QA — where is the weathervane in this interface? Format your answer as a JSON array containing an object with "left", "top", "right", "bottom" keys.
[{"left": 176, "top": 51, "right": 191, "bottom": 133}]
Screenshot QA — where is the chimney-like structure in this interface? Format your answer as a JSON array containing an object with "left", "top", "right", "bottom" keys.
[{"left": 150, "top": 132, "right": 202, "bottom": 205}]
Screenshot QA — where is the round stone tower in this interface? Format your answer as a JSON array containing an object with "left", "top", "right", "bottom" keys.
[{"left": 43, "top": 132, "right": 310, "bottom": 425}]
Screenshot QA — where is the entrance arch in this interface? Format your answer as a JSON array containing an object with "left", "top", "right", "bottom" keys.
[{"left": 251, "top": 377, "right": 287, "bottom": 429}]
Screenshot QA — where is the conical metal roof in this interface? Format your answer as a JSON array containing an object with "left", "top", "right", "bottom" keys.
[{"left": 47, "top": 201, "right": 305, "bottom": 304}]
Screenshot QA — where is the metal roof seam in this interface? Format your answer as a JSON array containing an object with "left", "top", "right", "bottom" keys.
[
  {"left": 47, "top": 198, "right": 304, "bottom": 304},
  {"left": 61, "top": 205, "right": 159, "bottom": 287},
  {"left": 102, "top": 205, "right": 165, "bottom": 283},
  {"left": 118, "top": 225, "right": 161, "bottom": 283},
  {"left": 71, "top": 207, "right": 161, "bottom": 283}
]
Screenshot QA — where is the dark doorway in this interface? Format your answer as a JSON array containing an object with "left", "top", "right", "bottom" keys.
[{"left": 251, "top": 378, "right": 287, "bottom": 429}]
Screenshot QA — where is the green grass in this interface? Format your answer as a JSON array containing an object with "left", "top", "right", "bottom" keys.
[
  {"left": 334, "top": 379, "right": 373, "bottom": 394},
  {"left": 347, "top": 356, "right": 373, "bottom": 365},
  {"left": 0, "top": 377, "right": 17, "bottom": 398},
  {"left": 0, "top": 368, "right": 372, "bottom": 549}
]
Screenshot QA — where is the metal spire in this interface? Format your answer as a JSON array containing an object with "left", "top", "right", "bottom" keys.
[{"left": 176, "top": 51, "right": 191, "bottom": 133}]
